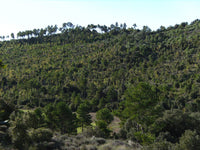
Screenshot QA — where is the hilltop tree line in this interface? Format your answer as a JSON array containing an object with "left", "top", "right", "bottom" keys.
[{"left": 0, "top": 22, "right": 130, "bottom": 41}]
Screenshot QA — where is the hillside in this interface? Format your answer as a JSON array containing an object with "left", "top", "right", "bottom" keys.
[{"left": 0, "top": 19, "right": 200, "bottom": 149}]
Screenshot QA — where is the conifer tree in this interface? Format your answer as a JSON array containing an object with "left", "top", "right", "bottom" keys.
[{"left": 77, "top": 103, "right": 92, "bottom": 132}]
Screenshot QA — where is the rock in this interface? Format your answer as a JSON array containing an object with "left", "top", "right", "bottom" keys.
[{"left": 128, "top": 140, "right": 142, "bottom": 149}]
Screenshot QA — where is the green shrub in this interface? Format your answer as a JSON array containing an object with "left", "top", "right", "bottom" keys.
[
  {"left": 96, "top": 108, "right": 113, "bottom": 124},
  {"left": 133, "top": 131, "right": 155, "bottom": 145},
  {"left": 28, "top": 128, "right": 53, "bottom": 143},
  {"left": 95, "top": 120, "right": 111, "bottom": 138},
  {"left": 151, "top": 110, "right": 200, "bottom": 142},
  {"left": 175, "top": 130, "right": 200, "bottom": 150}
]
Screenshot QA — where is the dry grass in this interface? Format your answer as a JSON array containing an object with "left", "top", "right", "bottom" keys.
[{"left": 109, "top": 116, "right": 121, "bottom": 134}]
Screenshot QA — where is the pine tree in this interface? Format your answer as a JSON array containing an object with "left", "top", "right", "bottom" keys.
[{"left": 77, "top": 103, "right": 92, "bottom": 132}]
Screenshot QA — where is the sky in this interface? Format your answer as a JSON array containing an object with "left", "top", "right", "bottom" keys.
[{"left": 0, "top": 0, "right": 199, "bottom": 36}]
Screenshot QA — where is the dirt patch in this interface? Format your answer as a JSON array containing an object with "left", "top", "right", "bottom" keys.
[
  {"left": 89, "top": 112, "right": 97, "bottom": 122},
  {"left": 109, "top": 116, "right": 121, "bottom": 133}
]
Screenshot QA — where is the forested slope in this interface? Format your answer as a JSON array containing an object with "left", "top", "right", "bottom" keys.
[{"left": 0, "top": 20, "right": 200, "bottom": 149}]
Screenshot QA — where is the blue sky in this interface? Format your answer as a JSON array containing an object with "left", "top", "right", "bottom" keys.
[{"left": 0, "top": 0, "right": 199, "bottom": 36}]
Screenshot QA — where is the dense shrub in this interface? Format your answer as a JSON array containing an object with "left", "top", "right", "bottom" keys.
[
  {"left": 175, "top": 130, "right": 200, "bottom": 150},
  {"left": 28, "top": 128, "right": 53, "bottom": 143},
  {"left": 96, "top": 108, "right": 113, "bottom": 124}
]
